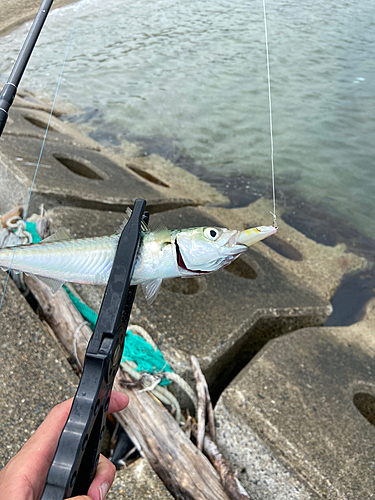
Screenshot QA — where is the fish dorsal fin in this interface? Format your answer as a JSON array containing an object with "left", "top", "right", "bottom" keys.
[
  {"left": 42, "top": 228, "right": 71, "bottom": 243},
  {"left": 141, "top": 278, "right": 163, "bottom": 305},
  {"left": 115, "top": 207, "right": 149, "bottom": 235},
  {"left": 36, "top": 275, "right": 65, "bottom": 294},
  {"left": 140, "top": 219, "right": 150, "bottom": 232},
  {"left": 114, "top": 218, "right": 128, "bottom": 235}
]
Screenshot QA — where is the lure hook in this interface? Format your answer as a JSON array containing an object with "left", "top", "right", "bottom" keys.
[{"left": 270, "top": 211, "right": 278, "bottom": 229}]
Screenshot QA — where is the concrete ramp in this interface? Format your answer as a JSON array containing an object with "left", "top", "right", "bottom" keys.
[{"left": 215, "top": 300, "right": 375, "bottom": 500}]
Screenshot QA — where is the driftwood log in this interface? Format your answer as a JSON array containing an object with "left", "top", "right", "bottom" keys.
[
  {"left": 114, "top": 376, "right": 230, "bottom": 500},
  {"left": 25, "top": 275, "right": 231, "bottom": 500}
]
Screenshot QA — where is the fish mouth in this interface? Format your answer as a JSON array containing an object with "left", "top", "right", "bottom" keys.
[
  {"left": 175, "top": 240, "right": 210, "bottom": 275},
  {"left": 226, "top": 230, "right": 241, "bottom": 248}
]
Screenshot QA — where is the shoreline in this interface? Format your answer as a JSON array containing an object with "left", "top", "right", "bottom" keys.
[{"left": 0, "top": 0, "right": 78, "bottom": 37}]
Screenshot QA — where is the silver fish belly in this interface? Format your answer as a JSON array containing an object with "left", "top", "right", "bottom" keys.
[
  {"left": 0, "top": 231, "right": 180, "bottom": 285},
  {"left": 0, "top": 235, "right": 117, "bottom": 285}
]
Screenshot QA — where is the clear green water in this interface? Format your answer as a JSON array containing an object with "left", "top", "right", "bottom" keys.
[{"left": 0, "top": 0, "right": 374, "bottom": 238}]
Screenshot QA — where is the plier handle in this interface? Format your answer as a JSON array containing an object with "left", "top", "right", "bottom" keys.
[{"left": 41, "top": 198, "right": 148, "bottom": 499}]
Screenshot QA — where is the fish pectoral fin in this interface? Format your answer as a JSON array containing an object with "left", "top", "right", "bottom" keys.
[
  {"left": 42, "top": 228, "right": 71, "bottom": 243},
  {"left": 141, "top": 278, "right": 163, "bottom": 305},
  {"left": 36, "top": 275, "right": 65, "bottom": 294}
]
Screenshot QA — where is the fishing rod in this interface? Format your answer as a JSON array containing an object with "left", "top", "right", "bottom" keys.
[{"left": 0, "top": 0, "right": 54, "bottom": 137}]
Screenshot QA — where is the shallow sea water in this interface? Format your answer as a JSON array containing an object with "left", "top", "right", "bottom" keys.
[{"left": 0, "top": 0, "right": 374, "bottom": 241}]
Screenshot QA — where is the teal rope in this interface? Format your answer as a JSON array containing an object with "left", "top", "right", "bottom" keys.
[
  {"left": 122, "top": 332, "right": 172, "bottom": 385},
  {"left": 24, "top": 221, "right": 172, "bottom": 384},
  {"left": 63, "top": 286, "right": 98, "bottom": 330}
]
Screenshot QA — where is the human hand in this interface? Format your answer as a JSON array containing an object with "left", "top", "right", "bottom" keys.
[{"left": 0, "top": 391, "right": 129, "bottom": 500}]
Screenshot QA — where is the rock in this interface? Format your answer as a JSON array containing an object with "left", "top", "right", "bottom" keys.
[
  {"left": 215, "top": 299, "right": 375, "bottom": 500},
  {"left": 0, "top": 275, "right": 76, "bottom": 467}
]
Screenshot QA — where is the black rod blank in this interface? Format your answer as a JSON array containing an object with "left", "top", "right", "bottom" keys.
[{"left": 0, "top": 0, "right": 54, "bottom": 136}]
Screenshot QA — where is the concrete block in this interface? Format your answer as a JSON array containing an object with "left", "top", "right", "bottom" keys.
[
  {"left": 2, "top": 90, "right": 227, "bottom": 209},
  {"left": 4, "top": 107, "right": 101, "bottom": 150},
  {"left": 108, "top": 459, "right": 173, "bottom": 500},
  {"left": 130, "top": 205, "right": 333, "bottom": 402},
  {"left": 104, "top": 152, "right": 229, "bottom": 208},
  {"left": 215, "top": 300, "right": 375, "bottom": 500},
  {"left": 198, "top": 199, "right": 369, "bottom": 302},
  {"left": 13, "top": 89, "right": 81, "bottom": 117},
  {"left": 0, "top": 275, "right": 76, "bottom": 467},
  {"left": 44, "top": 205, "right": 332, "bottom": 405},
  {"left": 0, "top": 153, "right": 31, "bottom": 220},
  {"left": 12, "top": 93, "right": 56, "bottom": 114},
  {"left": 0, "top": 135, "right": 189, "bottom": 215}
]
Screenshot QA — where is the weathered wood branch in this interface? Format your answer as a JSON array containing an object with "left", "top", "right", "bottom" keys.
[
  {"left": 25, "top": 275, "right": 89, "bottom": 367},
  {"left": 191, "top": 355, "right": 215, "bottom": 443},
  {"left": 191, "top": 425, "right": 252, "bottom": 500},
  {"left": 26, "top": 276, "right": 231, "bottom": 500},
  {"left": 191, "top": 355, "right": 207, "bottom": 451}
]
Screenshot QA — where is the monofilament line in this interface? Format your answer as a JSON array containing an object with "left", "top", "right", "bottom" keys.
[
  {"left": 261, "top": 0, "right": 277, "bottom": 228},
  {"left": 0, "top": 0, "right": 84, "bottom": 312}
]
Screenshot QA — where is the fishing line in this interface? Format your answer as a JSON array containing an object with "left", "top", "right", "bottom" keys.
[
  {"left": 261, "top": 0, "right": 277, "bottom": 228},
  {"left": 0, "top": 0, "right": 84, "bottom": 312}
]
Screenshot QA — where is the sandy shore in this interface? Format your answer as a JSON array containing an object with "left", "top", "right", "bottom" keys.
[{"left": 0, "top": 0, "right": 78, "bottom": 37}]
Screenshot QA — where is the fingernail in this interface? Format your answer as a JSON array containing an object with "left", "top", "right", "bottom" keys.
[{"left": 99, "top": 482, "right": 110, "bottom": 500}]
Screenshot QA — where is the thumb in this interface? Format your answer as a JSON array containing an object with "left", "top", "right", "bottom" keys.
[{"left": 68, "top": 496, "right": 93, "bottom": 500}]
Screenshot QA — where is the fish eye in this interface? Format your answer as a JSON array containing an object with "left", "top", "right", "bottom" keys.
[{"left": 204, "top": 227, "right": 221, "bottom": 241}]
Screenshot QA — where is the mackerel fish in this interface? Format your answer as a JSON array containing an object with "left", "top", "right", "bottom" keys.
[{"left": 0, "top": 215, "right": 277, "bottom": 304}]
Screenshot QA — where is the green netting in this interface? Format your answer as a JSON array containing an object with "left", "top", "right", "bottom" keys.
[
  {"left": 25, "top": 221, "right": 42, "bottom": 243},
  {"left": 121, "top": 331, "right": 172, "bottom": 385}
]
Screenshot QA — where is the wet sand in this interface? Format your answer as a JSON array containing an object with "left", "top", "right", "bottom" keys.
[{"left": 0, "top": 0, "right": 77, "bottom": 37}]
